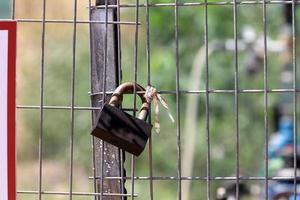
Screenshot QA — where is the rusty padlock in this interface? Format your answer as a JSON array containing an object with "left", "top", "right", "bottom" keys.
[{"left": 91, "top": 82, "right": 153, "bottom": 156}]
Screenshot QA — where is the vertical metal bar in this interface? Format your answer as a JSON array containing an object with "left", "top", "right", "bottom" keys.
[
  {"left": 204, "top": 0, "right": 210, "bottom": 199},
  {"left": 38, "top": 0, "right": 46, "bottom": 199},
  {"left": 90, "top": 1, "right": 122, "bottom": 199},
  {"left": 174, "top": 0, "right": 182, "bottom": 199},
  {"left": 292, "top": 0, "right": 297, "bottom": 198},
  {"left": 233, "top": 0, "right": 239, "bottom": 198},
  {"left": 131, "top": 0, "right": 140, "bottom": 199},
  {"left": 100, "top": 0, "right": 109, "bottom": 198},
  {"left": 117, "top": 0, "right": 122, "bottom": 84},
  {"left": 130, "top": 156, "right": 135, "bottom": 200},
  {"left": 116, "top": 1, "right": 125, "bottom": 199},
  {"left": 119, "top": 146, "right": 125, "bottom": 200},
  {"left": 69, "top": 0, "right": 78, "bottom": 199},
  {"left": 102, "top": 0, "right": 108, "bottom": 105},
  {"left": 11, "top": 0, "right": 16, "bottom": 19},
  {"left": 145, "top": 0, "right": 154, "bottom": 199},
  {"left": 88, "top": 0, "right": 98, "bottom": 199},
  {"left": 132, "top": 0, "right": 139, "bottom": 117},
  {"left": 262, "top": 0, "right": 269, "bottom": 199}
]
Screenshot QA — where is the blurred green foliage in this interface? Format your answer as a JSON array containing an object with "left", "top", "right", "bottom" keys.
[{"left": 0, "top": 0, "right": 10, "bottom": 18}]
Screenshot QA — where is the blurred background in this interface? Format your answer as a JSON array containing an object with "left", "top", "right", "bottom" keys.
[{"left": 2, "top": 0, "right": 300, "bottom": 199}]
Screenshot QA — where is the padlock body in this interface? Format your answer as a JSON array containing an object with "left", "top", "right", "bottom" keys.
[{"left": 91, "top": 103, "right": 152, "bottom": 156}]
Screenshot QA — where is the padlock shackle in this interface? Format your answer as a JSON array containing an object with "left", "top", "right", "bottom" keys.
[{"left": 109, "top": 82, "right": 150, "bottom": 121}]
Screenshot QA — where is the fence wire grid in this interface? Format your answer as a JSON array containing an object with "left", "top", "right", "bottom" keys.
[{"left": 11, "top": 0, "right": 300, "bottom": 199}]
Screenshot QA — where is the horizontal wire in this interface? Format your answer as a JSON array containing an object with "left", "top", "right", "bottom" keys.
[
  {"left": 16, "top": 19, "right": 141, "bottom": 25},
  {"left": 93, "top": 0, "right": 300, "bottom": 8},
  {"left": 89, "top": 176, "right": 300, "bottom": 181},
  {"left": 16, "top": 105, "right": 136, "bottom": 111},
  {"left": 90, "top": 88, "right": 300, "bottom": 96},
  {"left": 17, "top": 191, "right": 137, "bottom": 197},
  {"left": 18, "top": 88, "right": 298, "bottom": 111}
]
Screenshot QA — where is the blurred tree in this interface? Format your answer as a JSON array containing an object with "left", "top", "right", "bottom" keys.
[{"left": 0, "top": 0, "right": 10, "bottom": 19}]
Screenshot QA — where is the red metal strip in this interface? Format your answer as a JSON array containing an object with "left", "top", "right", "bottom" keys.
[{"left": 0, "top": 21, "right": 16, "bottom": 200}]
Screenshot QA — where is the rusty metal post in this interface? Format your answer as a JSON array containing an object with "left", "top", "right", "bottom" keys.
[{"left": 90, "top": 0, "right": 125, "bottom": 199}]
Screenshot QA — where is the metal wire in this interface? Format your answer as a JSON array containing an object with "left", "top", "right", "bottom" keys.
[
  {"left": 174, "top": 0, "right": 182, "bottom": 199},
  {"left": 292, "top": 0, "right": 298, "bottom": 198},
  {"left": 11, "top": 0, "right": 15, "bottom": 19},
  {"left": 93, "top": 0, "right": 300, "bottom": 8},
  {"left": 88, "top": 0, "right": 98, "bottom": 198},
  {"left": 89, "top": 175, "right": 300, "bottom": 181},
  {"left": 38, "top": 0, "right": 46, "bottom": 199},
  {"left": 131, "top": 0, "right": 140, "bottom": 199},
  {"left": 90, "top": 88, "right": 300, "bottom": 95},
  {"left": 233, "top": 0, "right": 240, "bottom": 198},
  {"left": 100, "top": 0, "right": 109, "bottom": 199},
  {"left": 204, "top": 0, "right": 211, "bottom": 198},
  {"left": 262, "top": 0, "right": 269, "bottom": 199},
  {"left": 117, "top": 0, "right": 126, "bottom": 199},
  {"left": 68, "top": 0, "right": 78, "bottom": 199},
  {"left": 17, "top": 190, "right": 137, "bottom": 197},
  {"left": 145, "top": 0, "right": 154, "bottom": 199},
  {"left": 15, "top": 19, "right": 141, "bottom": 25}
]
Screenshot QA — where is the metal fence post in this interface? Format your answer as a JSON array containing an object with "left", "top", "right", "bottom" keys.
[{"left": 90, "top": 0, "right": 125, "bottom": 199}]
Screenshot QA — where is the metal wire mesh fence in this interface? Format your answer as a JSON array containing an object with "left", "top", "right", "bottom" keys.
[{"left": 12, "top": 0, "right": 299, "bottom": 199}]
